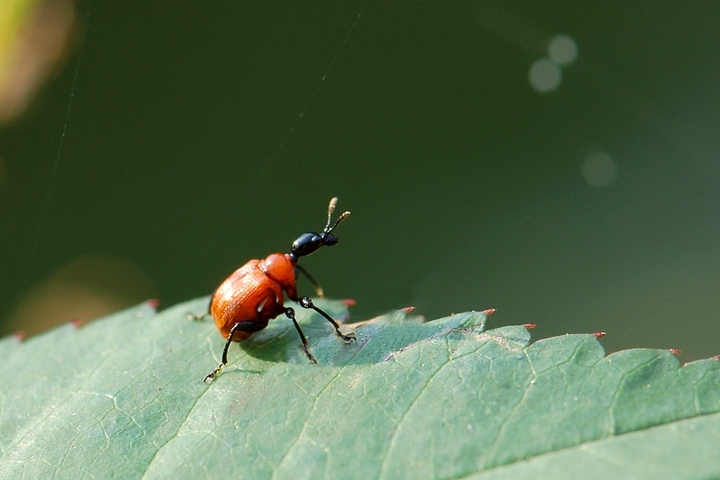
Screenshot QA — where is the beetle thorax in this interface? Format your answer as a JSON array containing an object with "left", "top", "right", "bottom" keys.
[{"left": 259, "top": 253, "right": 297, "bottom": 296}]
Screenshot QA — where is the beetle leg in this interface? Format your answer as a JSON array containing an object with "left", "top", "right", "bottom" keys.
[
  {"left": 284, "top": 307, "right": 318, "bottom": 364},
  {"left": 187, "top": 295, "right": 214, "bottom": 321},
  {"left": 203, "top": 321, "right": 264, "bottom": 383},
  {"left": 296, "top": 264, "right": 324, "bottom": 297},
  {"left": 299, "top": 297, "right": 356, "bottom": 343}
]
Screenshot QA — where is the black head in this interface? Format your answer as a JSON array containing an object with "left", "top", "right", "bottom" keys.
[{"left": 290, "top": 197, "right": 350, "bottom": 261}]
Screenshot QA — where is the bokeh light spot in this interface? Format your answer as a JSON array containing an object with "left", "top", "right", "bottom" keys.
[
  {"left": 582, "top": 152, "right": 617, "bottom": 188},
  {"left": 528, "top": 58, "right": 561, "bottom": 93},
  {"left": 4, "top": 255, "right": 156, "bottom": 337},
  {"left": 548, "top": 34, "right": 578, "bottom": 66}
]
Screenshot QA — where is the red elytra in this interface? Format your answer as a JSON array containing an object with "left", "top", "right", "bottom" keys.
[
  {"left": 210, "top": 254, "right": 296, "bottom": 341},
  {"left": 201, "top": 197, "right": 354, "bottom": 383}
]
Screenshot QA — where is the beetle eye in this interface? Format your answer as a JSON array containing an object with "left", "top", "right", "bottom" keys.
[{"left": 323, "top": 233, "right": 339, "bottom": 246}]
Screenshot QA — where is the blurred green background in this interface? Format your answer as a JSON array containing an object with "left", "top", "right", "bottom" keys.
[{"left": 1, "top": 1, "right": 719, "bottom": 359}]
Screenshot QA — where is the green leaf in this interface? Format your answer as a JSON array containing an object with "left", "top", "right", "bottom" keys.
[{"left": 1, "top": 297, "right": 719, "bottom": 479}]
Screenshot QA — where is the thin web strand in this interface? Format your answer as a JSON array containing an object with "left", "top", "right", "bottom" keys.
[
  {"left": 25, "top": 4, "right": 91, "bottom": 283},
  {"left": 200, "top": 0, "right": 370, "bottom": 259}
]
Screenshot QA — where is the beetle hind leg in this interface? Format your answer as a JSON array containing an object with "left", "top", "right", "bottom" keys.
[{"left": 203, "top": 320, "right": 266, "bottom": 383}]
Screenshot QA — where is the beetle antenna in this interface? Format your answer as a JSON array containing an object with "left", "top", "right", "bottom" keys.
[
  {"left": 325, "top": 197, "right": 338, "bottom": 230},
  {"left": 324, "top": 197, "right": 350, "bottom": 234}
]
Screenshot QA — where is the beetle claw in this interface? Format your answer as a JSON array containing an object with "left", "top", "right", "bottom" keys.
[
  {"left": 304, "top": 350, "right": 318, "bottom": 364},
  {"left": 204, "top": 364, "right": 223, "bottom": 383},
  {"left": 187, "top": 312, "right": 208, "bottom": 322},
  {"left": 339, "top": 330, "right": 356, "bottom": 343}
]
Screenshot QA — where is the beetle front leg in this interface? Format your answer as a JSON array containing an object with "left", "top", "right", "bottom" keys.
[{"left": 299, "top": 297, "right": 356, "bottom": 343}]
